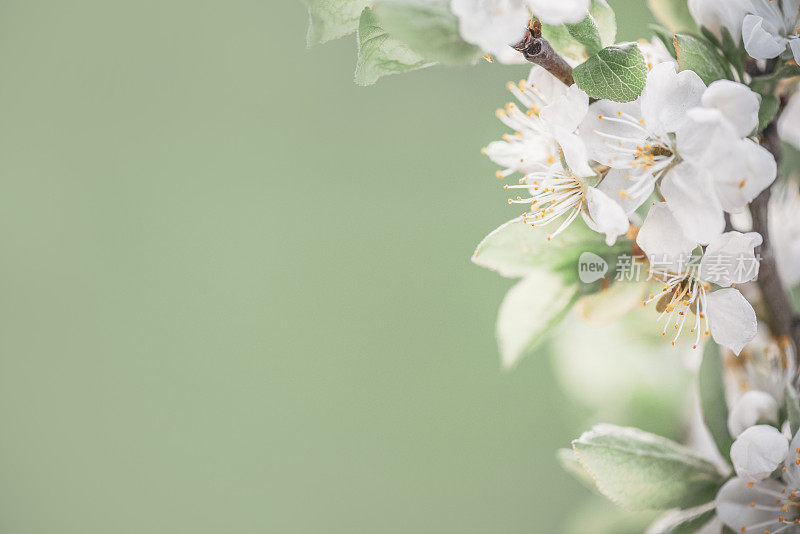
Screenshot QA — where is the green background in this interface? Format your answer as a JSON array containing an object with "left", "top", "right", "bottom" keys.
[{"left": 0, "top": 1, "right": 654, "bottom": 532}]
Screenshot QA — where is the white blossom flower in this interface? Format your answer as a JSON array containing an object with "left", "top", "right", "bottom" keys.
[
  {"left": 485, "top": 66, "right": 580, "bottom": 178},
  {"left": 526, "top": 0, "right": 590, "bottom": 25},
  {"left": 582, "top": 64, "right": 775, "bottom": 245},
  {"left": 688, "top": 0, "right": 750, "bottom": 43},
  {"left": 580, "top": 63, "right": 706, "bottom": 217},
  {"left": 636, "top": 203, "right": 761, "bottom": 353},
  {"left": 506, "top": 158, "right": 630, "bottom": 245},
  {"left": 716, "top": 426, "right": 800, "bottom": 533},
  {"left": 487, "top": 68, "right": 628, "bottom": 243},
  {"left": 728, "top": 391, "right": 781, "bottom": 438},
  {"left": 770, "top": 181, "right": 800, "bottom": 288},
  {"left": 450, "top": 0, "right": 529, "bottom": 63},
  {"left": 742, "top": 0, "right": 800, "bottom": 65},
  {"left": 779, "top": 92, "right": 800, "bottom": 151}
]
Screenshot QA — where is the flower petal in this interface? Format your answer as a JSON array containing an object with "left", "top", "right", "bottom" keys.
[
  {"left": 641, "top": 63, "right": 706, "bottom": 137},
  {"left": 636, "top": 202, "right": 697, "bottom": 272},
  {"left": 706, "top": 288, "right": 758, "bottom": 355},
  {"left": 581, "top": 187, "right": 630, "bottom": 246},
  {"left": 716, "top": 477, "right": 786, "bottom": 533},
  {"left": 711, "top": 140, "right": 777, "bottom": 213},
  {"left": 701, "top": 80, "right": 760, "bottom": 138},
  {"left": 660, "top": 163, "right": 725, "bottom": 246},
  {"left": 742, "top": 13, "right": 788, "bottom": 60},
  {"left": 540, "top": 84, "right": 590, "bottom": 133},
  {"left": 727, "top": 391, "right": 779, "bottom": 438},
  {"left": 597, "top": 168, "right": 653, "bottom": 215},
  {"left": 730, "top": 425, "right": 789, "bottom": 482},
  {"left": 525, "top": 0, "right": 589, "bottom": 24},
  {"left": 700, "top": 231, "right": 763, "bottom": 286}
]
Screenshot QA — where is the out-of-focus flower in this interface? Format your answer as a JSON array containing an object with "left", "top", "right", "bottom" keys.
[
  {"left": 728, "top": 391, "right": 780, "bottom": 438},
  {"left": 526, "top": 0, "right": 590, "bottom": 25},
  {"left": 450, "top": 0, "right": 529, "bottom": 63},
  {"left": 770, "top": 180, "right": 800, "bottom": 288},
  {"left": 779, "top": 93, "right": 800, "bottom": 151},
  {"left": 742, "top": 0, "right": 800, "bottom": 65},
  {"left": 637, "top": 203, "right": 761, "bottom": 354},
  {"left": 688, "top": 0, "right": 750, "bottom": 43},
  {"left": 716, "top": 426, "right": 800, "bottom": 532}
]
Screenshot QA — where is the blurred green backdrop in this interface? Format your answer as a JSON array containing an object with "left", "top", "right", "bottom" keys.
[{"left": 0, "top": 1, "right": 655, "bottom": 532}]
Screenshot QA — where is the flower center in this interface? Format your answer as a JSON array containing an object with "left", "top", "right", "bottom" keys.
[
  {"left": 643, "top": 272, "right": 710, "bottom": 349},
  {"left": 505, "top": 169, "right": 586, "bottom": 242}
]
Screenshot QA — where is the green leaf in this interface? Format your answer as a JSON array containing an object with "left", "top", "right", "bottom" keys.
[
  {"left": 590, "top": 0, "right": 617, "bottom": 47},
  {"left": 573, "top": 424, "right": 725, "bottom": 510},
  {"left": 650, "top": 24, "right": 678, "bottom": 59},
  {"left": 557, "top": 448, "right": 599, "bottom": 491},
  {"left": 758, "top": 94, "right": 780, "bottom": 131},
  {"left": 786, "top": 384, "right": 800, "bottom": 436},
  {"left": 573, "top": 44, "right": 648, "bottom": 102},
  {"left": 497, "top": 270, "right": 579, "bottom": 369},
  {"left": 647, "top": 0, "right": 698, "bottom": 33},
  {"left": 355, "top": 8, "right": 432, "bottom": 86},
  {"left": 372, "top": 0, "right": 483, "bottom": 65},
  {"left": 647, "top": 503, "right": 717, "bottom": 534},
  {"left": 698, "top": 340, "right": 734, "bottom": 459},
  {"left": 304, "top": 0, "right": 370, "bottom": 46},
  {"left": 471, "top": 218, "right": 621, "bottom": 280},
  {"left": 541, "top": 23, "right": 590, "bottom": 61},
  {"left": 674, "top": 34, "right": 728, "bottom": 85},
  {"left": 567, "top": 16, "right": 603, "bottom": 56}
]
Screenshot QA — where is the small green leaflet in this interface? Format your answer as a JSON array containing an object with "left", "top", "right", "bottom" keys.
[
  {"left": 648, "top": 503, "right": 717, "bottom": 534},
  {"left": 356, "top": 8, "right": 433, "bottom": 85},
  {"left": 573, "top": 44, "right": 648, "bottom": 102},
  {"left": 304, "top": 0, "right": 371, "bottom": 46},
  {"left": 758, "top": 94, "right": 780, "bottom": 131},
  {"left": 698, "top": 340, "right": 734, "bottom": 460},
  {"left": 497, "top": 270, "right": 579, "bottom": 369},
  {"left": 372, "top": 0, "right": 483, "bottom": 65},
  {"left": 674, "top": 34, "right": 728, "bottom": 85},
  {"left": 543, "top": 0, "right": 616, "bottom": 61},
  {"left": 573, "top": 424, "right": 725, "bottom": 510}
]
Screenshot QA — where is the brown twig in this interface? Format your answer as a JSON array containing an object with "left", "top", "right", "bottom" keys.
[
  {"left": 511, "top": 21, "right": 574, "bottom": 86},
  {"left": 753, "top": 115, "right": 800, "bottom": 357}
]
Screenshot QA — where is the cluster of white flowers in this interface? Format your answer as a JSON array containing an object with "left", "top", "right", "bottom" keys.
[{"left": 485, "top": 52, "right": 781, "bottom": 353}]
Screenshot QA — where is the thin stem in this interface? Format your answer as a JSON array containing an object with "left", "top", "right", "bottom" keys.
[
  {"left": 511, "top": 21, "right": 574, "bottom": 87},
  {"left": 752, "top": 115, "right": 800, "bottom": 358}
]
